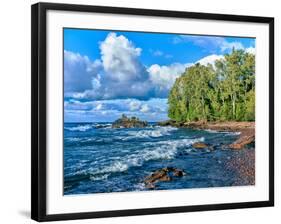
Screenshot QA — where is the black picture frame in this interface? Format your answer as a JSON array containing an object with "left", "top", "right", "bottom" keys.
[{"left": 31, "top": 2, "right": 274, "bottom": 222}]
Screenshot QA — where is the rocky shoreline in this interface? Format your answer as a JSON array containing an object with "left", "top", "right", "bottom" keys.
[
  {"left": 111, "top": 118, "right": 255, "bottom": 188},
  {"left": 139, "top": 120, "right": 256, "bottom": 189},
  {"left": 158, "top": 120, "right": 255, "bottom": 150}
]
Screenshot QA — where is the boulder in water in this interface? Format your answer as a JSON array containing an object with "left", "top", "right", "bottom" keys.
[
  {"left": 144, "top": 167, "right": 186, "bottom": 189},
  {"left": 192, "top": 142, "right": 208, "bottom": 149}
]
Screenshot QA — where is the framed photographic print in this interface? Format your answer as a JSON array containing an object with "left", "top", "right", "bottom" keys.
[{"left": 31, "top": 2, "right": 274, "bottom": 222}]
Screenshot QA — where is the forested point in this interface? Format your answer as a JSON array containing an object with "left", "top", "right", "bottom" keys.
[{"left": 168, "top": 49, "right": 255, "bottom": 122}]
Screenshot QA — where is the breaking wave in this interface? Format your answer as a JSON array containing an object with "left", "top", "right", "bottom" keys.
[
  {"left": 87, "top": 137, "right": 204, "bottom": 180},
  {"left": 64, "top": 123, "right": 112, "bottom": 132},
  {"left": 205, "top": 129, "right": 241, "bottom": 136},
  {"left": 64, "top": 124, "right": 93, "bottom": 132},
  {"left": 123, "top": 126, "right": 178, "bottom": 139}
]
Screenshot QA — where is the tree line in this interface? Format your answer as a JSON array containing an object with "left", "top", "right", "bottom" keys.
[{"left": 168, "top": 49, "right": 255, "bottom": 122}]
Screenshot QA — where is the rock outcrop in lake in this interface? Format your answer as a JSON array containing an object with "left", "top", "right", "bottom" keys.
[
  {"left": 112, "top": 114, "right": 148, "bottom": 128},
  {"left": 144, "top": 167, "right": 186, "bottom": 189}
]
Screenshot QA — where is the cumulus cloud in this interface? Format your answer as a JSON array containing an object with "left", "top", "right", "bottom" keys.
[
  {"left": 100, "top": 32, "right": 145, "bottom": 82},
  {"left": 140, "top": 104, "right": 150, "bottom": 113},
  {"left": 196, "top": 54, "right": 224, "bottom": 66},
  {"left": 147, "top": 63, "right": 191, "bottom": 96},
  {"left": 64, "top": 50, "right": 102, "bottom": 93},
  {"left": 65, "top": 33, "right": 186, "bottom": 100},
  {"left": 65, "top": 33, "right": 154, "bottom": 100},
  {"left": 129, "top": 100, "right": 141, "bottom": 111},
  {"left": 245, "top": 47, "right": 255, "bottom": 54},
  {"left": 96, "top": 103, "right": 103, "bottom": 110}
]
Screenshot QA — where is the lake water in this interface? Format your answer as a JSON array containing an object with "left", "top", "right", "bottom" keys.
[{"left": 64, "top": 123, "right": 254, "bottom": 195}]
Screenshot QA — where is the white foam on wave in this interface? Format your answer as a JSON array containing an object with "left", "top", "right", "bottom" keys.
[
  {"left": 205, "top": 129, "right": 241, "bottom": 136},
  {"left": 89, "top": 137, "right": 204, "bottom": 180},
  {"left": 134, "top": 182, "right": 146, "bottom": 191},
  {"left": 225, "top": 131, "right": 241, "bottom": 136},
  {"left": 90, "top": 173, "right": 110, "bottom": 181},
  {"left": 65, "top": 137, "right": 81, "bottom": 142},
  {"left": 124, "top": 126, "right": 178, "bottom": 140},
  {"left": 65, "top": 124, "right": 93, "bottom": 132},
  {"left": 65, "top": 123, "right": 112, "bottom": 132},
  {"left": 93, "top": 123, "right": 112, "bottom": 129}
]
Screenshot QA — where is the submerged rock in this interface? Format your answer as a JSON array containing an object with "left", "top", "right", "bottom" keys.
[
  {"left": 112, "top": 114, "right": 148, "bottom": 128},
  {"left": 192, "top": 142, "right": 208, "bottom": 149},
  {"left": 192, "top": 142, "right": 215, "bottom": 151},
  {"left": 144, "top": 167, "right": 186, "bottom": 189}
]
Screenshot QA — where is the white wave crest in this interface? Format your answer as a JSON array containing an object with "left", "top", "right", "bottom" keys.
[
  {"left": 225, "top": 131, "right": 241, "bottom": 136},
  {"left": 93, "top": 123, "right": 112, "bottom": 129},
  {"left": 65, "top": 124, "right": 93, "bottom": 132},
  {"left": 90, "top": 173, "right": 110, "bottom": 181},
  {"left": 124, "top": 126, "right": 178, "bottom": 139},
  {"left": 65, "top": 137, "right": 81, "bottom": 142},
  {"left": 205, "top": 129, "right": 241, "bottom": 136},
  {"left": 90, "top": 137, "right": 204, "bottom": 179}
]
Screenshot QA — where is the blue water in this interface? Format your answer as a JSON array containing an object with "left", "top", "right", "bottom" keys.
[{"left": 64, "top": 123, "right": 252, "bottom": 195}]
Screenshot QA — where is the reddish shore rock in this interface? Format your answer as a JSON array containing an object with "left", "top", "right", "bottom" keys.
[
  {"left": 158, "top": 120, "right": 255, "bottom": 150},
  {"left": 144, "top": 167, "right": 186, "bottom": 189},
  {"left": 185, "top": 121, "right": 254, "bottom": 132},
  {"left": 229, "top": 128, "right": 255, "bottom": 149}
]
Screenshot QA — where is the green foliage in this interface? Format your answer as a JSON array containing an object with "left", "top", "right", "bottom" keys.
[{"left": 168, "top": 49, "right": 255, "bottom": 122}]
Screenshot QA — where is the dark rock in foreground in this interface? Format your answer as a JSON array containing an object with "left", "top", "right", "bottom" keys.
[
  {"left": 112, "top": 114, "right": 148, "bottom": 128},
  {"left": 144, "top": 167, "right": 186, "bottom": 189}
]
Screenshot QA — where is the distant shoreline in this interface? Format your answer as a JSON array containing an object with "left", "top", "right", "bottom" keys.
[{"left": 158, "top": 120, "right": 255, "bottom": 150}]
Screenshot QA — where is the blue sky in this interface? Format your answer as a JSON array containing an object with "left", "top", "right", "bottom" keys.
[{"left": 64, "top": 28, "right": 255, "bottom": 122}]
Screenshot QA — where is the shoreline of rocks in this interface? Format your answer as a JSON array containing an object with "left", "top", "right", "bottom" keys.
[{"left": 158, "top": 120, "right": 255, "bottom": 150}]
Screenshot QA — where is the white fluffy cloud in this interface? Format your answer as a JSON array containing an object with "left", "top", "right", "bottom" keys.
[
  {"left": 245, "top": 47, "right": 256, "bottom": 54},
  {"left": 65, "top": 33, "right": 154, "bottom": 100},
  {"left": 129, "top": 100, "right": 141, "bottom": 111},
  {"left": 64, "top": 50, "right": 102, "bottom": 93},
  {"left": 96, "top": 103, "right": 103, "bottom": 110},
  {"left": 100, "top": 33, "right": 145, "bottom": 82},
  {"left": 140, "top": 104, "right": 150, "bottom": 113},
  {"left": 196, "top": 54, "right": 224, "bottom": 66},
  {"left": 147, "top": 63, "right": 191, "bottom": 95}
]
